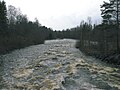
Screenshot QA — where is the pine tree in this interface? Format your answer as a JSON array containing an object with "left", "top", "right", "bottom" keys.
[
  {"left": 101, "top": 0, "right": 120, "bottom": 53},
  {"left": 0, "top": 0, "right": 8, "bottom": 35}
]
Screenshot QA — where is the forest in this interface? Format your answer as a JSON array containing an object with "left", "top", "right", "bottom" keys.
[
  {"left": 0, "top": 1, "right": 54, "bottom": 54},
  {"left": 0, "top": 0, "right": 120, "bottom": 65}
]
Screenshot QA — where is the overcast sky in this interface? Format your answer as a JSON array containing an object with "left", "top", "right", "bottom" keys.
[{"left": 4, "top": 0, "right": 108, "bottom": 30}]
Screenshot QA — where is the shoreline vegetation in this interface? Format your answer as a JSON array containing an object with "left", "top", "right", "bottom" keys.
[
  {"left": 0, "top": 2, "right": 54, "bottom": 55},
  {"left": 76, "top": 43, "right": 120, "bottom": 66}
]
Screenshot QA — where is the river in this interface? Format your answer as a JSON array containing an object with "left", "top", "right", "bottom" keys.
[{"left": 0, "top": 39, "right": 120, "bottom": 90}]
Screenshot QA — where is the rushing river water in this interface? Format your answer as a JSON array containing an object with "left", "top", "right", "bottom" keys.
[{"left": 0, "top": 39, "right": 120, "bottom": 90}]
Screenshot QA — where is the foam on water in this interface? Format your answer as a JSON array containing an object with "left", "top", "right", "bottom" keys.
[{"left": 0, "top": 39, "right": 120, "bottom": 90}]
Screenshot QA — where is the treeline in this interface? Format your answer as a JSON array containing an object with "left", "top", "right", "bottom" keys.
[
  {"left": 54, "top": 22, "right": 119, "bottom": 65},
  {"left": 0, "top": 1, "right": 53, "bottom": 54},
  {"left": 76, "top": 0, "right": 120, "bottom": 65},
  {"left": 54, "top": 0, "right": 120, "bottom": 65}
]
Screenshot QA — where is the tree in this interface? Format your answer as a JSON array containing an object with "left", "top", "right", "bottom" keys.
[
  {"left": 101, "top": 0, "right": 120, "bottom": 53},
  {"left": 7, "top": 5, "right": 23, "bottom": 24},
  {"left": 0, "top": 0, "right": 8, "bottom": 35},
  {"left": 101, "top": 1, "right": 113, "bottom": 24}
]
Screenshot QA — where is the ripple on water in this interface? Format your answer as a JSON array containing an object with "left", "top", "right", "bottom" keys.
[{"left": 1, "top": 39, "right": 120, "bottom": 90}]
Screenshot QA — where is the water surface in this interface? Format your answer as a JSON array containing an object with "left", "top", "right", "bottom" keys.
[{"left": 0, "top": 39, "right": 120, "bottom": 90}]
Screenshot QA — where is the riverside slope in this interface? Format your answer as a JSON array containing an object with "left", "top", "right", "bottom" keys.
[{"left": 0, "top": 39, "right": 120, "bottom": 90}]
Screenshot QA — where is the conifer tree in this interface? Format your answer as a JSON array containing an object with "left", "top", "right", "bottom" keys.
[
  {"left": 101, "top": 0, "right": 120, "bottom": 53},
  {"left": 0, "top": 0, "right": 8, "bottom": 35}
]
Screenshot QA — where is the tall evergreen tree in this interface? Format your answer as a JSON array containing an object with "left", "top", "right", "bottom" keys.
[
  {"left": 0, "top": 0, "right": 8, "bottom": 35},
  {"left": 101, "top": 0, "right": 120, "bottom": 53}
]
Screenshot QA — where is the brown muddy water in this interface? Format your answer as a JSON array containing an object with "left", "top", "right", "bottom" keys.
[{"left": 0, "top": 39, "right": 120, "bottom": 90}]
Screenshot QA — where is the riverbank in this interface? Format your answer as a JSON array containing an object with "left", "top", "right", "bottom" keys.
[
  {"left": 81, "top": 52, "right": 120, "bottom": 67},
  {"left": 76, "top": 41, "right": 120, "bottom": 66},
  {"left": 0, "top": 39, "right": 45, "bottom": 55}
]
